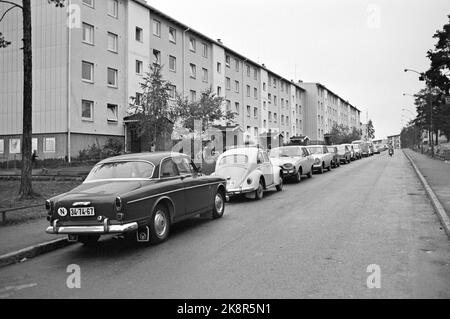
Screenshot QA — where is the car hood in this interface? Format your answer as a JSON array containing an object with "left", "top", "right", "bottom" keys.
[
  {"left": 270, "top": 157, "right": 299, "bottom": 167},
  {"left": 215, "top": 165, "right": 248, "bottom": 187},
  {"left": 311, "top": 154, "right": 327, "bottom": 160}
]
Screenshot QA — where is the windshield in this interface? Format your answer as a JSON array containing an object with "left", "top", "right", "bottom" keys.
[
  {"left": 269, "top": 147, "right": 301, "bottom": 158},
  {"left": 327, "top": 147, "right": 336, "bottom": 153},
  {"left": 218, "top": 154, "right": 249, "bottom": 166},
  {"left": 85, "top": 161, "right": 155, "bottom": 181},
  {"left": 309, "top": 147, "right": 324, "bottom": 155},
  {"left": 337, "top": 145, "right": 346, "bottom": 151}
]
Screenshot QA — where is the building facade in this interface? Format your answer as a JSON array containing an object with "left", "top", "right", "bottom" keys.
[{"left": 0, "top": 0, "right": 361, "bottom": 161}]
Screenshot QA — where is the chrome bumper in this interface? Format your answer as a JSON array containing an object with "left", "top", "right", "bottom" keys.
[{"left": 46, "top": 219, "right": 138, "bottom": 235}]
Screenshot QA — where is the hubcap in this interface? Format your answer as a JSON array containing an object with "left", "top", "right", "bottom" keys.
[
  {"left": 215, "top": 193, "right": 224, "bottom": 214},
  {"left": 257, "top": 184, "right": 263, "bottom": 197},
  {"left": 154, "top": 210, "right": 167, "bottom": 238}
]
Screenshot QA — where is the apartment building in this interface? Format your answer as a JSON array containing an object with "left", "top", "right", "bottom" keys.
[
  {"left": 298, "top": 82, "right": 361, "bottom": 143},
  {"left": 0, "top": 0, "right": 359, "bottom": 161}
]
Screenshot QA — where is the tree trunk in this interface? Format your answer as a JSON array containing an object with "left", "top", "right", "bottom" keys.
[{"left": 19, "top": 0, "right": 34, "bottom": 199}]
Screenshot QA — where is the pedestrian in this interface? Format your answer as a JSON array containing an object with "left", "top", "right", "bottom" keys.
[{"left": 31, "top": 150, "right": 38, "bottom": 168}]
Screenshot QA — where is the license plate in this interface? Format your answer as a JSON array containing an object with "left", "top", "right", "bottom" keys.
[{"left": 70, "top": 207, "right": 95, "bottom": 217}]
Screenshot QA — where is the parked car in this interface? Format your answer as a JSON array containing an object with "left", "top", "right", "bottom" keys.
[
  {"left": 368, "top": 143, "right": 375, "bottom": 156},
  {"left": 308, "top": 145, "right": 334, "bottom": 174},
  {"left": 374, "top": 145, "right": 382, "bottom": 154},
  {"left": 352, "top": 140, "right": 370, "bottom": 157},
  {"left": 344, "top": 144, "right": 356, "bottom": 161},
  {"left": 45, "top": 152, "right": 227, "bottom": 245},
  {"left": 214, "top": 146, "right": 283, "bottom": 200},
  {"left": 327, "top": 146, "right": 341, "bottom": 168},
  {"left": 269, "top": 146, "right": 315, "bottom": 182},
  {"left": 336, "top": 144, "right": 352, "bottom": 164},
  {"left": 352, "top": 143, "right": 362, "bottom": 159}
]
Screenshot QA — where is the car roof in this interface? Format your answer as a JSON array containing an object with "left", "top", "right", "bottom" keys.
[
  {"left": 221, "top": 147, "right": 259, "bottom": 157},
  {"left": 98, "top": 152, "right": 188, "bottom": 165}
]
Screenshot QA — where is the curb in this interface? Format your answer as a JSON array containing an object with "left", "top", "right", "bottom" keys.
[
  {"left": 403, "top": 150, "right": 450, "bottom": 238},
  {"left": 0, "top": 238, "right": 74, "bottom": 268}
]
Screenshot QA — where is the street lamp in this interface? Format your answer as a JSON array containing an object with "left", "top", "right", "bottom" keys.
[{"left": 404, "top": 68, "right": 434, "bottom": 156}]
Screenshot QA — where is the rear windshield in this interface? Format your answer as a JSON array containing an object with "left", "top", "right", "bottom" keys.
[
  {"left": 218, "top": 155, "right": 249, "bottom": 166},
  {"left": 85, "top": 161, "right": 155, "bottom": 181},
  {"left": 309, "top": 147, "right": 324, "bottom": 154}
]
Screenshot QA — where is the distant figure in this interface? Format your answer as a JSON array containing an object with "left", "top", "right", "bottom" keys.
[
  {"left": 150, "top": 142, "right": 156, "bottom": 152},
  {"left": 388, "top": 143, "right": 394, "bottom": 157},
  {"left": 31, "top": 150, "right": 38, "bottom": 168}
]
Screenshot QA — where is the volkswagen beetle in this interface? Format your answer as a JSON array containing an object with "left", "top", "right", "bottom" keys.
[{"left": 45, "top": 152, "right": 227, "bottom": 245}]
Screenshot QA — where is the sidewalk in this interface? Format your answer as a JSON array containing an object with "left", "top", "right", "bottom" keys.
[
  {"left": 0, "top": 165, "right": 92, "bottom": 177},
  {"left": 404, "top": 149, "right": 450, "bottom": 220},
  {"left": 0, "top": 218, "right": 65, "bottom": 256}
]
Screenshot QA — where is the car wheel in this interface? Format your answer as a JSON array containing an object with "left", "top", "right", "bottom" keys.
[
  {"left": 295, "top": 169, "right": 302, "bottom": 183},
  {"left": 276, "top": 176, "right": 284, "bottom": 191},
  {"left": 319, "top": 164, "right": 324, "bottom": 174},
  {"left": 327, "top": 163, "right": 332, "bottom": 171},
  {"left": 150, "top": 204, "right": 170, "bottom": 244},
  {"left": 255, "top": 180, "right": 264, "bottom": 200},
  {"left": 79, "top": 235, "right": 100, "bottom": 246},
  {"left": 212, "top": 190, "right": 225, "bottom": 219},
  {"left": 307, "top": 167, "right": 313, "bottom": 178}
]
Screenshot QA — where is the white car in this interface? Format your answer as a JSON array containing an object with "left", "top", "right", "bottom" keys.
[
  {"left": 214, "top": 146, "right": 283, "bottom": 200},
  {"left": 308, "top": 145, "right": 334, "bottom": 174},
  {"left": 269, "top": 146, "right": 315, "bottom": 183}
]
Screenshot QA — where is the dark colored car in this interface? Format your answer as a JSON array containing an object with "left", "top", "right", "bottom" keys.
[
  {"left": 336, "top": 145, "right": 352, "bottom": 164},
  {"left": 46, "top": 152, "right": 227, "bottom": 245},
  {"left": 327, "top": 146, "right": 341, "bottom": 168}
]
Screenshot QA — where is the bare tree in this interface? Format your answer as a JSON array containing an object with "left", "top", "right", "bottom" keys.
[{"left": 0, "top": 0, "right": 65, "bottom": 198}]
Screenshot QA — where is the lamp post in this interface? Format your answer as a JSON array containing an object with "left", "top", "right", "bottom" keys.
[{"left": 404, "top": 68, "right": 434, "bottom": 157}]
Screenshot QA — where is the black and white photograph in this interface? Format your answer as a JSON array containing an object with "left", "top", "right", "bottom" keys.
[{"left": 0, "top": 0, "right": 450, "bottom": 305}]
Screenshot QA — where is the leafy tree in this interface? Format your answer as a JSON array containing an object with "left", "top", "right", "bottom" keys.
[
  {"left": 367, "top": 119, "right": 375, "bottom": 139},
  {"left": 328, "top": 124, "right": 362, "bottom": 144},
  {"left": 128, "top": 64, "right": 178, "bottom": 151},
  {"left": 0, "top": 0, "right": 65, "bottom": 199},
  {"left": 175, "top": 87, "right": 236, "bottom": 133}
]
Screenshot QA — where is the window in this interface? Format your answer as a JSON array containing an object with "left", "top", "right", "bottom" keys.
[
  {"left": 263, "top": 82, "right": 266, "bottom": 91},
  {"left": 202, "top": 43, "right": 208, "bottom": 58},
  {"left": 263, "top": 101, "right": 266, "bottom": 110},
  {"left": 42, "top": 137, "right": 55, "bottom": 153},
  {"left": 108, "top": 0, "right": 118, "bottom": 18},
  {"left": 202, "top": 68, "right": 208, "bottom": 82},
  {"left": 153, "top": 49, "right": 161, "bottom": 65},
  {"left": 254, "top": 68, "right": 257, "bottom": 80},
  {"left": 9, "top": 138, "right": 21, "bottom": 154},
  {"left": 189, "top": 37, "right": 196, "bottom": 52},
  {"left": 217, "top": 62, "right": 222, "bottom": 74},
  {"left": 273, "top": 78, "right": 277, "bottom": 88},
  {"left": 107, "top": 104, "right": 118, "bottom": 123},
  {"left": 246, "top": 85, "right": 250, "bottom": 97},
  {"left": 82, "top": 100, "right": 94, "bottom": 121},
  {"left": 135, "top": 60, "right": 143, "bottom": 75},
  {"left": 274, "top": 113, "right": 278, "bottom": 123},
  {"left": 254, "top": 88, "right": 257, "bottom": 99},
  {"left": 169, "top": 55, "right": 176, "bottom": 72},
  {"left": 189, "top": 64, "right": 196, "bottom": 79},
  {"left": 235, "top": 59, "right": 239, "bottom": 72},
  {"left": 168, "top": 85, "right": 176, "bottom": 100},
  {"left": 135, "top": 27, "right": 143, "bottom": 42},
  {"left": 281, "top": 82, "right": 284, "bottom": 92},
  {"left": 217, "top": 86, "right": 222, "bottom": 96},
  {"left": 190, "top": 90, "right": 196, "bottom": 102},
  {"left": 82, "top": 23, "right": 94, "bottom": 45},
  {"left": 0, "top": 139, "right": 3, "bottom": 154},
  {"left": 135, "top": 93, "right": 142, "bottom": 106},
  {"left": 263, "top": 120, "right": 267, "bottom": 128},
  {"left": 175, "top": 157, "right": 193, "bottom": 175},
  {"left": 153, "top": 19, "right": 161, "bottom": 37},
  {"left": 246, "top": 65, "right": 250, "bottom": 77},
  {"left": 226, "top": 77, "right": 231, "bottom": 90},
  {"left": 160, "top": 159, "right": 179, "bottom": 178},
  {"left": 268, "top": 94, "right": 271, "bottom": 103},
  {"left": 82, "top": 61, "right": 94, "bottom": 82},
  {"left": 274, "top": 95, "right": 277, "bottom": 106},
  {"left": 235, "top": 80, "right": 239, "bottom": 93},
  {"left": 225, "top": 55, "right": 230, "bottom": 67},
  {"left": 269, "top": 112, "right": 272, "bottom": 122},
  {"left": 235, "top": 102, "right": 240, "bottom": 114},
  {"left": 107, "top": 68, "right": 118, "bottom": 87},
  {"left": 281, "top": 115, "right": 284, "bottom": 125},
  {"left": 107, "top": 32, "right": 118, "bottom": 52},
  {"left": 82, "top": 0, "right": 94, "bottom": 8},
  {"left": 169, "top": 27, "right": 176, "bottom": 43},
  {"left": 246, "top": 105, "right": 251, "bottom": 117},
  {"left": 254, "top": 107, "right": 258, "bottom": 118},
  {"left": 226, "top": 100, "right": 231, "bottom": 111}
]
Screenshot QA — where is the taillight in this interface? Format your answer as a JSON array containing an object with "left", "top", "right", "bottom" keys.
[
  {"left": 45, "top": 200, "right": 51, "bottom": 211},
  {"left": 115, "top": 197, "right": 122, "bottom": 212}
]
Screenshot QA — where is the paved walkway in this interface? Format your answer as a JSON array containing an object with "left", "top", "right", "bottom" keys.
[{"left": 404, "top": 149, "right": 450, "bottom": 219}]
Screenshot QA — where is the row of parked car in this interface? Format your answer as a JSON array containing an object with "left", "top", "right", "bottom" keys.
[{"left": 44, "top": 141, "right": 382, "bottom": 246}]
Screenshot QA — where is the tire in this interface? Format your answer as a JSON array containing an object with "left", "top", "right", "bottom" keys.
[
  {"left": 307, "top": 167, "right": 313, "bottom": 178},
  {"left": 294, "top": 169, "right": 302, "bottom": 183},
  {"left": 319, "top": 164, "right": 324, "bottom": 174},
  {"left": 327, "top": 162, "right": 331, "bottom": 171},
  {"left": 150, "top": 204, "right": 170, "bottom": 244},
  {"left": 79, "top": 235, "right": 100, "bottom": 246},
  {"left": 276, "top": 175, "right": 284, "bottom": 191},
  {"left": 255, "top": 179, "right": 264, "bottom": 200},
  {"left": 212, "top": 190, "right": 225, "bottom": 219}
]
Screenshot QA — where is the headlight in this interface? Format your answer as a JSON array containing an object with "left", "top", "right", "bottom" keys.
[
  {"left": 45, "top": 200, "right": 52, "bottom": 211},
  {"left": 283, "top": 163, "right": 294, "bottom": 169},
  {"left": 247, "top": 178, "right": 253, "bottom": 185},
  {"left": 314, "top": 158, "right": 321, "bottom": 165}
]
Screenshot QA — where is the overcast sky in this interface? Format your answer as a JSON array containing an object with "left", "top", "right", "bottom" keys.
[{"left": 146, "top": 0, "right": 450, "bottom": 139}]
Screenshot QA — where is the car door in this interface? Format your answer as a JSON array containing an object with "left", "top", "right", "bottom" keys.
[
  {"left": 174, "top": 156, "right": 211, "bottom": 215},
  {"left": 159, "top": 157, "right": 185, "bottom": 218},
  {"left": 303, "top": 147, "right": 313, "bottom": 172},
  {"left": 259, "top": 150, "right": 274, "bottom": 186}
]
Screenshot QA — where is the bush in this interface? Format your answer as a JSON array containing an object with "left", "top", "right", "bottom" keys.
[{"left": 78, "top": 138, "right": 124, "bottom": 161}]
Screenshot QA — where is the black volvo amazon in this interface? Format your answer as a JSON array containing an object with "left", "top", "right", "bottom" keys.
[{"left": 46, "top": 152, "right": 227, "bottom": 245}]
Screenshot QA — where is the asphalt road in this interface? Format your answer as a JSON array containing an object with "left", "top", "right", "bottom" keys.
[{"left": 1, "top": 151, "right": 449, "bottom": 299}]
